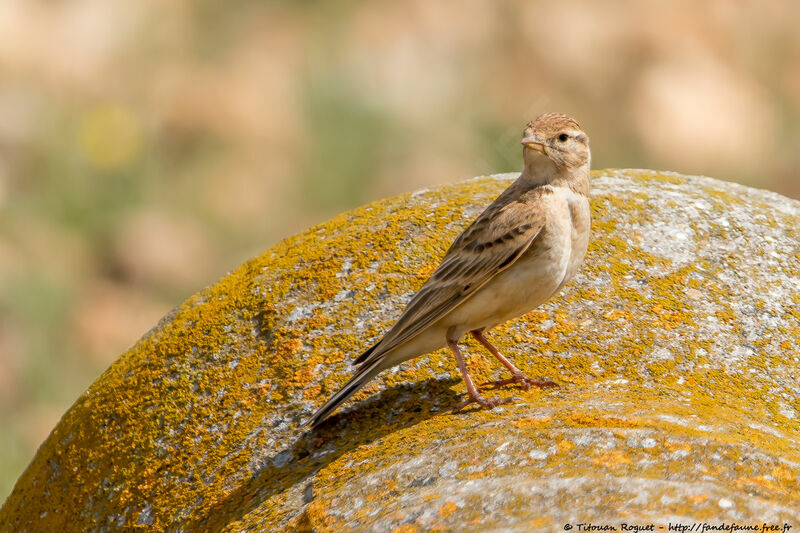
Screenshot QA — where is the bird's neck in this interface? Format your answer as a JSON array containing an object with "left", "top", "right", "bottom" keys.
[
  {"left": 519, "top": 159, "right": 590, "bottom": 196},
  {"left": 521, "top": 153, "right": 557, "bottom": 182}
]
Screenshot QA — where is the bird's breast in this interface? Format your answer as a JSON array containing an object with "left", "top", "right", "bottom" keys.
[{"left": 560, "top": 187, "right": 591, "bottom": 289}]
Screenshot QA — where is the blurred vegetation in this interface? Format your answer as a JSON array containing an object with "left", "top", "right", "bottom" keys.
[{"left": 1, "top": 0, "right": 799, "bottom": 503}]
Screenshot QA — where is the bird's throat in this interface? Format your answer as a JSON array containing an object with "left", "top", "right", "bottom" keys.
[{"left": 522, "top": 152, "right": 558, "bottom": 184}]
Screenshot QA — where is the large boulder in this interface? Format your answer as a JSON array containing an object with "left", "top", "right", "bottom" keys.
[{"left": 2, "top": 170, "right": 799, "bottom": 532}]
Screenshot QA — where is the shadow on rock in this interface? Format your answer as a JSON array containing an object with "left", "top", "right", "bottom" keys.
[{"left": 190, "top": 377, "right": 463, "bottom": 531}]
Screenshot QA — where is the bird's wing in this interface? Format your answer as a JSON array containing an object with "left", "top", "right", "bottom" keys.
[{"left": 354, "top": 196, "right": 546, "bottom": 366}]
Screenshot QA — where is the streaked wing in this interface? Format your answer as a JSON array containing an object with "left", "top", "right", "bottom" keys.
[{"left": 355, "top": 198, "right": 545, "bottom": 366}]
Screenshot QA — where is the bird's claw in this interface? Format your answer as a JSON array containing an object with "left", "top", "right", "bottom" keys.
[
  {"left": 483, "top": 372, "right": 558, "bottom": 391},
  {"left": 451, "top": 394, "right": 511, "bottom": 413}
]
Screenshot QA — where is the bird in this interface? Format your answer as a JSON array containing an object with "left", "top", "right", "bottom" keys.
[{"left": 308, "top": 112, "right": 591, "bottom": 428}]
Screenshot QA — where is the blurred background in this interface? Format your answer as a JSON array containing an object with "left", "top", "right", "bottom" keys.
[{"left": 1, "top": 0, "right": 799, "bottom": 502}]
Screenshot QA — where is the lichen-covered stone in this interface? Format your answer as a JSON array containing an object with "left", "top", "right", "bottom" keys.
[{"left": 1, "top": 170, "right": 799, "bottom": 532}]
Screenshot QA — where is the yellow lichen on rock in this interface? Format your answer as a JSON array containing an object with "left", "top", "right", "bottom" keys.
[{"left": 1, "top": 170, "right": 799, "bottom": 532}]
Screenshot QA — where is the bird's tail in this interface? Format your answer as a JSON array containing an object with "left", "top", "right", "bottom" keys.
[{"left": 306, "top": 358, "right": 386, "bottom": 428}]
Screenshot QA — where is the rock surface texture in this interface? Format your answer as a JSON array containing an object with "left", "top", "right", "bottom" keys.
[{"left": 2, "top": 170, "right": 800, "bottom": 532}]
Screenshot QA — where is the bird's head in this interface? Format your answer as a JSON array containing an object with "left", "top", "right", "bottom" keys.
[{"left": 521, "top": 113, "right": 590, "bottom": 174}]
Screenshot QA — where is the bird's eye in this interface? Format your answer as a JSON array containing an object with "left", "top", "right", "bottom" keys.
[{"left": 557, "top": 133, "right": 569, "bottom": 142}]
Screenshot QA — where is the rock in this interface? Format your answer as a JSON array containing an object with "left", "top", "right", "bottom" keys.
[{"left": 2, "top": 170, "right": 799, "bottom": 532}]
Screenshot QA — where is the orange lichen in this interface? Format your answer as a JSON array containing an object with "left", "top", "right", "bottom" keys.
[
  {"left": 556, "top": 440, "right": 576, "bottom": 455},
  {"left": 592, "top": 449, "right": 632, "bottom": 467},
  {"left": 437, "top": 502, "right": 458, "bottom": 519}
]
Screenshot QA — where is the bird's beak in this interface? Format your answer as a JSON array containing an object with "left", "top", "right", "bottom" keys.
[{"left": 521, "top": 134, "right": 546, "bottom": 153}]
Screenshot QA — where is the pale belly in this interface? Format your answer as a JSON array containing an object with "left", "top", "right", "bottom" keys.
[
  {"left": 376, "top": 242, "right": 571, "bottom": 369},
  {"left": 443, "top": 229, "right": 571, "bottom": 336}
]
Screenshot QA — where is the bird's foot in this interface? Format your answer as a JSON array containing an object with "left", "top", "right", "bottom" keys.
[
  {"left": 451, "top": 392, "right": 511, "bottom": 413},
  {"left": 484, "top": 371, "right": 558, "bottom": 391}
]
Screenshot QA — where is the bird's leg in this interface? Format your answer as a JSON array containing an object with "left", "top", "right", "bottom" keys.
[
  {"left": 448, "top": 339, "right": 510, "bottom": 412},
  {"left": 471, "top": 330, "right": 558, "bottom": 391}
]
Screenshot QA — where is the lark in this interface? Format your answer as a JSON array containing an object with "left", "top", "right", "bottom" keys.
[{"left": 309, "top": 113, "right": 591, "bottom": 427}]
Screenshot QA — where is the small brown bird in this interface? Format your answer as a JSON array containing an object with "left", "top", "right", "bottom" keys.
[{"left": 309, "top": 113, "right": 591, "bottom": 427}]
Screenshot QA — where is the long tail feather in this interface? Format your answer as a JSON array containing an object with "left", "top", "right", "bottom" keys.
[
  {"left": 351, "top": 340, "right": 379, "bottom": 365},
  {"left": 307, "top": 359, "right": 385, "bottom": 428}
]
